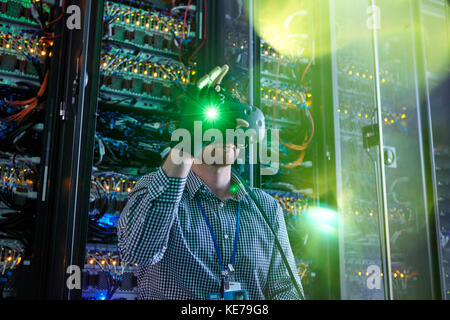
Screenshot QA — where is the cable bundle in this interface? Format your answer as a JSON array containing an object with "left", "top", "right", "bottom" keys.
[
  {"left": 0, "top": 210, "right": 34, "bottom": 255},
  {"left": 4, "top": 71, "right": 48, "bottom": 123},
  {"left": 86, "top": 251, "right": 126, "bottom": 300},
  {"left": 273, "top": 55, "right": 315, "bottom": 169}
]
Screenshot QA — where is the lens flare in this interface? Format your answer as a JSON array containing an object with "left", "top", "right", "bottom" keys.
[
  {"left": 205, "top": 107, "right": 219, "bottom": 121},
  {"left": 304, "top": 207, "right": 338, "bottom": 234},
  {"left": 245, "top": 0, "right": 449, "bottom": 82}
]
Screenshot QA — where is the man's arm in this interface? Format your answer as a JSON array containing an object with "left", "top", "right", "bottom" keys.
[
  {"left": 117, "top": 149, "right": 193, "bottom": 266},
  {"left": 265, "top": 203, "right": 305, "bottom": 300}
]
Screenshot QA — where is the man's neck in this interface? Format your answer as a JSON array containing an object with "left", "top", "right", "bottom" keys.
[{"left": 191, "top": 164, "right": 232, "bottom": 201}]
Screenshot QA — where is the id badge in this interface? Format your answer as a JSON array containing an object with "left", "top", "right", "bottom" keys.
[
  {"left": 208, "top": 282, "right": 248, "bottom": 300},
  {"left": 225, "top": 282, "right": 242, "bottom": 292}
]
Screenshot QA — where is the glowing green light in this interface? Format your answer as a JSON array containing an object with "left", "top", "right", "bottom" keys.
[
  {"left": 205, "top": 107, "right": 219, "bottom": 120},
  {"left": 230, "top": 184, "right": 240, "bottom": 194},
  {"left": 305, "top": 207, "right": 337, "bottom": 234},
  {"left": 307, "top": 207, "right": 335, "bottom": 222}
]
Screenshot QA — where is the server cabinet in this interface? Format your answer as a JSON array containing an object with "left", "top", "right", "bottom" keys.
[
  {"left": 315, "top": 0, "right": 446, "bottom": 299},
  {"left": 0, "top": 0, "right": 72, "bottom": 299}
]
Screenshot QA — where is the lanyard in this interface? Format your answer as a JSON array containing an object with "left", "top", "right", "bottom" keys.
[{"left": 196, "top": 198, "right": 241, "bottom": 279}]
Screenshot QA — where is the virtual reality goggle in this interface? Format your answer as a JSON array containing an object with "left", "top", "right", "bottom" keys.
[{"left": 172, "top": 83, "right": 266, "bottom": 147}]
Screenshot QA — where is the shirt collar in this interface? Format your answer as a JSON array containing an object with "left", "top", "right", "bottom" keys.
[{"left": 186, "top": 169, "right": 247, "bottom": 201}]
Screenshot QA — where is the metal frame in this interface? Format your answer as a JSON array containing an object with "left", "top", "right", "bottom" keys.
[
  {"left": 309, "top": 0, "right": 341, "bottom": 300},
  {"left": 369, "top": 0, "right": 394, "bottom": 300},
  {"left": 30, "top": 0, "right": 105, "bottom": 300}
]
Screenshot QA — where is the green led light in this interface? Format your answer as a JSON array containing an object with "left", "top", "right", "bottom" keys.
[
  {"left": 205, "top": 106, "right": 219, "bottom": 120},
  {"left": 230, "top": 184, "right": 240, "bottom": 194}
]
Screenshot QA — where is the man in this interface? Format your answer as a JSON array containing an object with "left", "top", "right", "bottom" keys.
[{"left": 117, "top": 66, "right": 303, "bottom": 300}]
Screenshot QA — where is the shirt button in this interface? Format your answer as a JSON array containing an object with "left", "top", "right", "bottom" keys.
[
  {"left": 219, "top": 202, "right": 224, "bottom": 208},
  {"left": 224, "top": 234, "right": 229, "bottom": 240}
]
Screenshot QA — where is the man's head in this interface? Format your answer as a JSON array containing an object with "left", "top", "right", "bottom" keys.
[{"left": 169, "top": 64, "right": 265, "bottom": 167}]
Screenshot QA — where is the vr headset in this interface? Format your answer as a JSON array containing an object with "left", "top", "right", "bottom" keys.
[{"left": 171, "top": 82, "right": 266, "bottom": 148}]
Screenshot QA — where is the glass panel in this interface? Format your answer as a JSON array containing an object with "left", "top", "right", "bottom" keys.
[
  {"left": 222, "top": 0, "right": 251, "bottom": 102},
  {"left": 330, "top": 0, "right": 387, "bottom": 299},
  {"left": 376, "top": 0, "right": 436, "bottom": 299},
  {"left": 221, "top": 0, "right": 253, "bottom": 183},
  {"left": 253, "top": 0, "right": 317, "bottom": 298},
  {"left": 419, "top": 0, "right": 450, "bottom": 299}
]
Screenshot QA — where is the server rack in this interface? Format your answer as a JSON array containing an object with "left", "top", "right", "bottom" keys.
[{"left": 313, "top": 0, "right": 448, "bottom": 299}]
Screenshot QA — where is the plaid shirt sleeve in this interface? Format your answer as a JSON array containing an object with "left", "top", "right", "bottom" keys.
[
  {"left": 266, "top": 202, "right": 305, "bottom": 300},
  {"left": 117, "top": 167, "right": 187, "bottom": 266}
]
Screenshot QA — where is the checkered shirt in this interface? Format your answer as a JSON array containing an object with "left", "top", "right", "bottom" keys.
[{"left": 117, "top": 167, "right": 304, "bottom": 300}]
